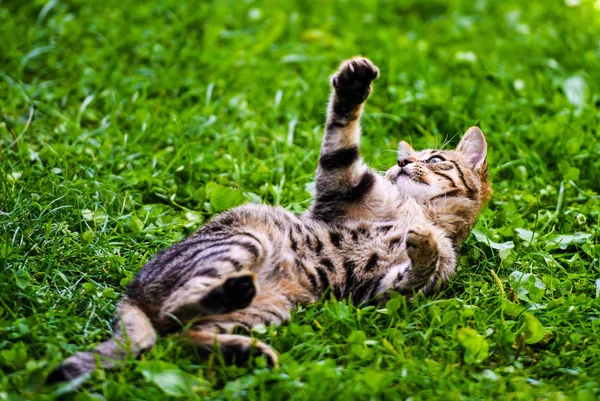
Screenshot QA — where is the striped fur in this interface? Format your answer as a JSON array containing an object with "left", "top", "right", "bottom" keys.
[{"left": 48, "top": 57, "right": 491, "bottom": 383}]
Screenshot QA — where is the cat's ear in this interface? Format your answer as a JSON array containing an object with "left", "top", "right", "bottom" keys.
[
  {"left": 398, "top": 141, "right": 415, "bottom": 158},
  {"left": 457, "top": 126, "right": 487, "bottom": 170}
]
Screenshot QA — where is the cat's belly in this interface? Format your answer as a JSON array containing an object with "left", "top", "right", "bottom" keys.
[{"left": 267, "top": 215, "right": 426, "bottom": 305}]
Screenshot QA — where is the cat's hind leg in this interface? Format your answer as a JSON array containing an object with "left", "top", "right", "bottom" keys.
[
  {"left": 184, "top": 287, "right": 295, "bottom": 366},
  {"left": 187, "top": 330, "right": 278, "bottom": 367},
  {"left": 192, "top": 288, "right": 292, "bottom": 333},
  {"left": 160, "top": 271, "right": 258, "bottom": 323},
  {"left": 157, "top": 228, "right": 272, "bottom": 326}
]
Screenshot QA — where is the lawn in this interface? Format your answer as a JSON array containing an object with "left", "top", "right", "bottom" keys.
[{"left": 1, "top": 0, "right": 600, "bottom": 399}]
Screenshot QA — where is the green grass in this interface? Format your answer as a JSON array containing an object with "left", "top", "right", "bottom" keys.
[{"left": 1, "top": 0, "right": 600, "bottom": 399}]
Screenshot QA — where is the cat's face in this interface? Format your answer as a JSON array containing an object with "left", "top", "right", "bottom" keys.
[{"left": 385, "top": 127, "right": 491, "bottom": 202}]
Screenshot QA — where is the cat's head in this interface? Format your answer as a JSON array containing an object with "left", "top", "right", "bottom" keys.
[{"left": 385, "top": 126, "right": 492, "bottom": 204}]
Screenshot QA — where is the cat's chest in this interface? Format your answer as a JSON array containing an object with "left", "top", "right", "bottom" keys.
[
  {"left": 335, "top": 199, "right": 428, "bottom": 250},
  {"left": 393, "top": 197, "right": 428, "bottom": 221}
]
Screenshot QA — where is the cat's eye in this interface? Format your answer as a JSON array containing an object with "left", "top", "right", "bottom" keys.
[{"left": 427, "top": 156, "right": 444, "bottom": 164}]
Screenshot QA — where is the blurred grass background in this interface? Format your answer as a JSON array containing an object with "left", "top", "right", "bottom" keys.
[{"left": 1, "top": 0, "right": 600, "bottom": 399}]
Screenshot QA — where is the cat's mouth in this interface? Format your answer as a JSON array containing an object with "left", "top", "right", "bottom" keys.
[
  {"left": 397, "top": 170, "right": 428, "bottom": 185},
  {"left": 397, "top": 170, "right": 415, "bottom": 181}
]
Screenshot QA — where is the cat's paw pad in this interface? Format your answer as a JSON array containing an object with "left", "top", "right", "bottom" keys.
[
  {"left": 222, "top": 273, "right": 257, "bottom": 310},
  {"left": 202, "top": 272, "right": 257, "bottom": 313},
  {"left": 331, "top": 57, "right": 379, "bottom": 100}
]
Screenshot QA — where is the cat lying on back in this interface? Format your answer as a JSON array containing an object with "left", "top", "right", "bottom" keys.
[{"left": 49, "top": 57, "right": 491, "bottom": 382}]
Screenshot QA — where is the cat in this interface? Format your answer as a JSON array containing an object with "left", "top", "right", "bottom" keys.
[{"left": 48, "top": 57, "right": 491, "bottom": 383}]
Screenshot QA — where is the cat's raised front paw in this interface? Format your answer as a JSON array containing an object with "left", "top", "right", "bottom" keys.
[{"left": 331, "top": 57, "right": 379, "bottom": 104}]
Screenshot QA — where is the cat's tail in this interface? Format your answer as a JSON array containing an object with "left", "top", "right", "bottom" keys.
[{"left": 47, "top": 297, "right": 157, "bottom": 383}]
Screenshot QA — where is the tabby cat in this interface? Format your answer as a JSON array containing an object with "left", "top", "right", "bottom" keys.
[{"left": 49, "top": 57, "right": 491, "bottom": 382}]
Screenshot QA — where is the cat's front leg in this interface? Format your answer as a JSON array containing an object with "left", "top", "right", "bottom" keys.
[
  {"left": 376, "top": 225, "right": 456, "bottom": 301},
  {"left": 399, "top": 225, "right": 457, "bottom": 295},
  {"left": 325, "top": 57, "right": 379, "bottom": 145},
  {"left": 311, "top": 58, "right": 384, "bottom": 220},
  {"left": 401, "top": 225, "right": 440, "bottom": 291}
]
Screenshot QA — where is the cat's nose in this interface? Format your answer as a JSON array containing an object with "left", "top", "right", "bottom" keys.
[{"left": 397, "top": 157, "right": 413, "bottom": 168}]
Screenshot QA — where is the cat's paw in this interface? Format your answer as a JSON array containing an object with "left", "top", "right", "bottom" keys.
[
  {"left": 331, "top": 57, "right": 379, "bottom": 104},
  {"left": 191, "top": 332, "right": 279, "bottom": 368},
  {"left": 202, "top": 272, "right": 257, "bottom": 313},
  {"left": 227, "top": 338, "right": 278, "bottom": 368},
  {"left": 406, "top": 225, "right": 439, "bottom": 276}
]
